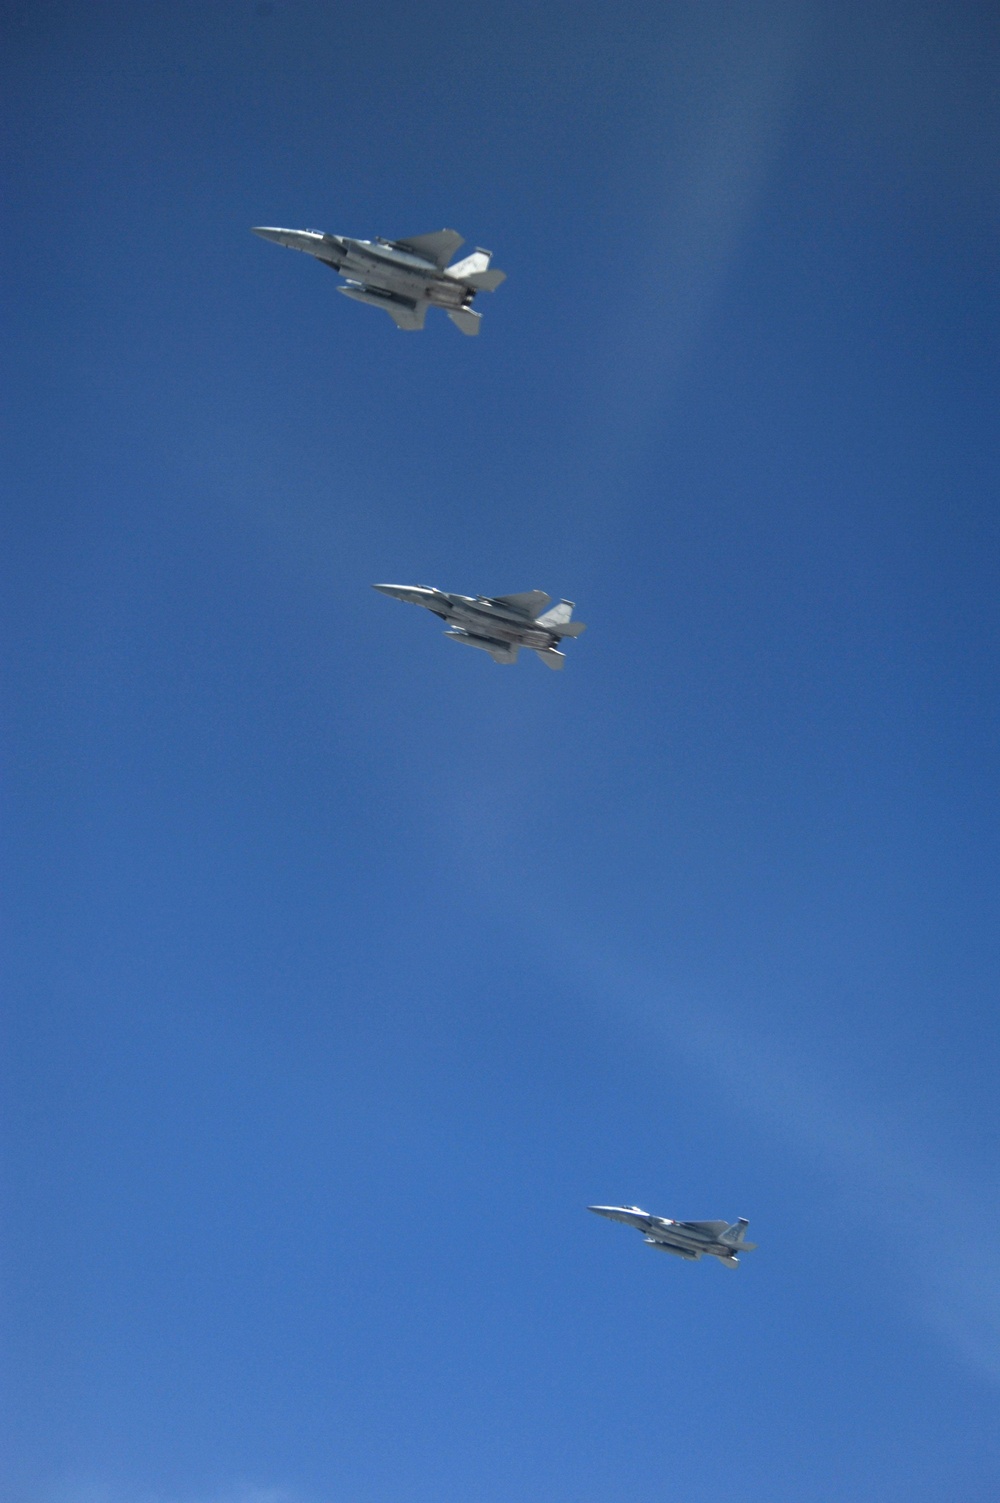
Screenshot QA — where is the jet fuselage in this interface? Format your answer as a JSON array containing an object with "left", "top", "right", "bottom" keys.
[
  {"left": 333, "top": 238, "right": 471, "bottom": 310},
  {"left": 252, "top": 226, "right": 504, "bottom": 333},
  {"left": 438, "top": 595, "right": 560, "bottom": 649},
  {"left": 372, "top": 584, "right": 585, "bottom": 668},
  {"left": 588, "top": 1205, "right": 756, "bottom": 1267}
]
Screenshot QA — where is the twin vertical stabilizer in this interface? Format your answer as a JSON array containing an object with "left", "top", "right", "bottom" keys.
[{"left": 536, "top": 600, "right": 585, "bottom": 636}]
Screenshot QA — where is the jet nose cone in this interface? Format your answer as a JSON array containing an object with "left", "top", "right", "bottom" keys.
[
  {"left": 372, "top": 583, "right": 436, "bottom": 607},
  {"left": 251, "top": 226, "right": 284, "bottom": 242},
  {"left": 588, "top": 1205, "right": 649, "bottom": 1226}
]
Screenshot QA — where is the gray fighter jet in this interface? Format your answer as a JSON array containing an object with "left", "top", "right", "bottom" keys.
[
  {"left": 252, "top": 225, "right": 505, "bottom": 334},
  {"left": 373, "top": 584, "right": 585, "bottom": 669},
  {"left": 588, "top": 1205, "right": 756, "bottom": 1268}
]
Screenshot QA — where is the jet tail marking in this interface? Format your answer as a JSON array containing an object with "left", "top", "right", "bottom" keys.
[
  {"left": 446, "top": 249, "right": 491, "bottom": 278},
  {"left": 446, "top": 250, "right": 507, "bottom": 291},
  {"left": 536, "top": 600, "right": 586, "bottom": 637}
]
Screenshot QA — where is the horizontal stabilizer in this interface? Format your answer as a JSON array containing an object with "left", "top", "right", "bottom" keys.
[
  {"left": 464, "top": 268, "right": 506, "bottom": 292},
  {"left": 447, "top": 306, "right": 481, "bottom": 336},
  {"left": 492, "top": 590, "right": 550, "bottom": 617},
  {"left": 535, "top": 647, "right": 565, "bottom": 670},
  {"left": 393, "top": 229, "right": 464, "bottom": 267}
]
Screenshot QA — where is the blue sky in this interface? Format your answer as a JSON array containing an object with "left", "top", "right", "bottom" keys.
[{"left": 3, "top": 2, "right": 999, "bottom": 1500}]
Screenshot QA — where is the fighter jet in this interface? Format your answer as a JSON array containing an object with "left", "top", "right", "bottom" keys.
[
  {"left": 588, "top": 1205, "right": 756, "bottom": 1267},
  {"left": 372, "top": 584, "right": 585, "bottom": 669},
  {"left": 252, "top": 224, "right": 505, "bottom": 334}
]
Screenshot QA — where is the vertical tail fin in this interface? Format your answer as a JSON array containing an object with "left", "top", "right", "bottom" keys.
[
  {"left": 445, "top": 248, "right": 492, "bottom": 278},
  {"left": 536, "top": 599, "right": 574, "bottom": 627},
  {"left": 722, "top": 1219, "right": 750, "bottom": 1246},
  {"left": 536, "top": 600, "right": 586, "bottom": 638},
  {"left": 444, "top": 249, "right": 507, "bottom": 289}
]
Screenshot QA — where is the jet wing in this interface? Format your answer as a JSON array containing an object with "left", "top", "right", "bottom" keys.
[
  {"left": 445, "top": 629, "right": 520, "bottom": 664},
  {"left": 680, "top": 1220, "right": 731, "bottom": 1238},
  {"left": 491, "top": 590, "right": 551, "bottom": 617},
  {"left": 338, "top": 283, "right": 428, "bottom": 330},
  {"left": 383, "top": 299, "right": 428, "bottom": 331},
  {"left": 393, "top": 230, "right": 465, "bottom": 267}
]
